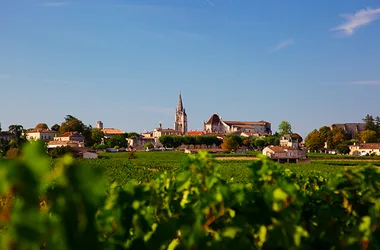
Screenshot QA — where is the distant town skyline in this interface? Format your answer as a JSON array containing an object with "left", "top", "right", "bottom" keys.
[{"left": 1, "top": 0, "right": 380, "bottom": 137}]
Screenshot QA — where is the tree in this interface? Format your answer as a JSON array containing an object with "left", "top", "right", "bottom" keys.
[
  {"left": 326, "top": 128, "right": 346, "bottom": 150},
  {"left": 278, "top": 121, "right": 292, "bottom": 136},
  {"left": 105, "top": 134, "right": 127, "bottom": 148},
  {"left": 127, "top": 132, "right": 140, "bottom": 138},
  {"left": 305, "top": 130, "right": 324, "bottom": 152},
  {"left": 319, "top": 126, "right": 331, "bottom": 142},
  {"left": 51, "top": 124, "right": 60, "bottom": 131},
  {"left": 336, "top": 144, "right": 350, "bottom": 155},
  {"left": 0, "top": 138, "right": 10, "bottom": 157},
  {"left": 254, "top": 138, "right": 266, "bottom": 150},
  {"left": 360, "top": 130, "right": 378, "bottom": 143},
  {"left": 221, "top": 137, "right": 239, "bottom": 152},
  {"left": 264, "top": 136, "right": 280, "bottom": 146},
  {"left": 8, "top": 125, "right": 26, "bottom": 149},
  {"left": 224, "top": 134, "right": 243, "bottom": 146},
  {"left": 144, "top": 142, "right": 154, "bottom": 149},
  {"left": 91, "top": 129, "right": 104, "bottom": 145},
  {"left": 363, "top": 114, "right": 377, "bottom": 132},
  {"left": 35, "top": 123, "right": 48, "bottom": 130}
]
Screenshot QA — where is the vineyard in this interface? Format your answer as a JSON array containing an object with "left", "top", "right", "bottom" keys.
[{"left": 2, "top": 144, "right": 380, "bottom": 249}]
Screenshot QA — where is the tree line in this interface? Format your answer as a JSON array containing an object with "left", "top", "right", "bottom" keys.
[
  {"left": 0, "top": 115, "right": 140, "bottom": 157},
  {"left": 305, "top": 114, "right": 380, "bottom": 154}
]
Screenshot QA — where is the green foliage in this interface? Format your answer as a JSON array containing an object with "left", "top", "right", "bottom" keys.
[
  {"left": 360, "top": 130, "right": 378, "bottom": 143},
  {"left": 3, "top": 144, "right": 380, "bottom": 249},
  {"left": 278, "top": 120, "right": 292, "bottom": 135},
  {"left": 49, "top": 146, "right": 73, "bottom": 158},
  {"left": 305, "top": 130, "right": 325, "bottom": 151},
  {"left": 221, "top": 135, "right": 242, "bottom": 152},
  {"left": 105, "top": 134, "right": 128, "bottom": 148},
  {"left": 35, "top": 123, "right": 49, "bottom": 130},
  {"left": 144, "top": 142, "right": 154, "bottom": 149},
  {"left": 254, "top": 138, "right": 266, "bottom": 150},
  {"left": 336, "top": 143, "right": 350, "bottom": 155},
  {"left": 159, "top": 135, "right": 221, "bottom": 148},
  {"left": 91, "top": 128, "right": 105, "bottom": 145},
  {"left": 95, "top": 144, "right": 108, "bottom": 150}
]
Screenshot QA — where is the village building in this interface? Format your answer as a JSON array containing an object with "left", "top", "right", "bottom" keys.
[
  {"left": 24, "top": 129, "right": 57, "bottom": 141},
  {"left": 0, "top": 131, "right": 12, "bottom": 141},
  {"left": 330, "top": 123, "right": 365, "bottom": 139},
  {"left": 203, "top": 113, "right": 272, "bottom": 135},
  {"left": 349, "top": 143, "right": 380, "bottom": 156},
  {"left": 187, "top": 130, "right": 205, "bottom": 136},
  {"left": 47, "top": 140, "right": 85, "bottom": 149},
  {"left": 53, "top": 132, "right": 85, "bottom": 143},
  {"left": 280, "top": 134, "right": 300, "bottom": 148},
  {"left": 262, "top": 146, "right": 307, "bottom": 163},
  {"left": 127, "top": 133, "right": 155, "bottom": 149},
  {"left": 96, "top": 121, "right": 125, "bottom": 139},
  {"left": 71, "top": 147, "right": 99, "bottom": 159},
  {"left": 174, "top": 93, "right": 188, "bottom": 134}
]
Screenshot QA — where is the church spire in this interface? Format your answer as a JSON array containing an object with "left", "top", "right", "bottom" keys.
[{"left": 177, "top": 92, "right": 184, "bottom": 111}]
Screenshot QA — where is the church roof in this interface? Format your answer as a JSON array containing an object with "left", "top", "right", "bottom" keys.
[
  {"left": 223, "top": 121, "right": 269, "bottom": 126},
  {"left": 206, "top": 114, "right": 221, "bottom": 125}
]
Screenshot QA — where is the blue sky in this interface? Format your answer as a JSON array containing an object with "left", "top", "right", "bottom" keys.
[{"left": 1, "top": 0, "right": 380, "bottom": 137}]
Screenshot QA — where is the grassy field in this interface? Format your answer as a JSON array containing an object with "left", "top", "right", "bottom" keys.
[{"left": 80, "top": 151, "right": 380, "bottom": 186}]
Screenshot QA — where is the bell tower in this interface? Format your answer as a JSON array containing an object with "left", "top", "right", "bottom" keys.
[{"left": 174, "top": 92, "right": 188, "bottom": 134}]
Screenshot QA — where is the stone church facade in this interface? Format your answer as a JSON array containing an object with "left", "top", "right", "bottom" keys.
[{"left": 204, "top": 113, "right": 272, "bottom": 135}]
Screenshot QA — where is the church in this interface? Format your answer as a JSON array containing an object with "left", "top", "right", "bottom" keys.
[
  {"left": 174, "top": 93, "right": 188, "bottom": 134},
  {"left": 203, "top": 113, "right": 272, "bottom": 135}
]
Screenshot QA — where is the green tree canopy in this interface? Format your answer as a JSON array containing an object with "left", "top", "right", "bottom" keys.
[
  {"left": 336, "top": 144, "right": 350, "bottom": 155},
  {"left": 360, "top": 130, "right": 378, "bottom": 143},
  {"left": 105, "top": 134, "right": 128, "bottom": 148},
  {"left": 363, "top": 114, "right": 377, "bottom": 132},
  {"left": 278, "top": 121, "right": 292, "bottom": 136},
  {"left": 35, "top": 123, "right": 48, "bottom": 130},
  {"left": 305, "top": 130, "right": 324, "bottom": 151},
  {"left": 254, "top": 138, "right": 266, "bottom": 150},
  {"left": 144, "top": 142, "right": 154, "bottom": 149},
  {"left": 221, "top": 137, "right": 239, "bottom": 152},
  {"left": 51, "top": 124, "right": 60, "bottom": 131},
  {"left": 91, "top": 129, "right": 104, "bottom": 145}
]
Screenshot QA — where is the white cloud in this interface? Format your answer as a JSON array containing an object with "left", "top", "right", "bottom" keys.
[
  {"left": 269, "top": 39, "right": 294, "bottom": 53},
  {"left": 205, "top": 0, "right": 215, "bottom": 7},
  {"left": 331, "top": 8, "right": 380, "bottom": 36},
  {"left": 44, "top": 2, "right": 69, "bottom": 7},
  {"left": 347, "top": 80, "right": 380, "bottom": 85}
]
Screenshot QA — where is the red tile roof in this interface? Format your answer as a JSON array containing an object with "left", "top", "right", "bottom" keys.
[
  {"left": 356, "top": 143, "right": 380, "bottom": 150},
  {"left": 27, "top": 129, "right": 57, "bottom": 133},
  {"left": 266, "top": 146, "right": 300, "bottom": 153},
  {"left": 187, "top": 130, "right": 205, "bottom": 136},
  {"left": 57, "top": 132, "right": 83, "bottom": 137}
]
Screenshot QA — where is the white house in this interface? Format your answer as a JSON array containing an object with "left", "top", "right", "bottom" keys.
[
  {"left": 349, "top": 143, "right": 380, "bottom": 156},
  {"left": 280, "top": 134, "right": 299, "bottom": 148},
  {"left": 47, "top": 140, "right": 84, "bottom": 149},
  {"left": 53, "top": 132, "right": 85, "bottom": 142},
  {"left": 25, "top": 129, "right": 57, "bottom": 141},
  {"left": 262, "top": 146, "right": 306, "bottom": 163}
]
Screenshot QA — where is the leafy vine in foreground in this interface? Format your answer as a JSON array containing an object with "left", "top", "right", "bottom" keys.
[{"left": 1, "top": 143, "right": 380, "bottom": 249}]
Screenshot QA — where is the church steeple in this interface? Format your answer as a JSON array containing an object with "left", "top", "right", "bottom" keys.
[
  {"left": 174, "top": 92, "right": 187, "bottom": 134},
  {"left": 177, "top": 92, "right": 184, "bottom": 111}
]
